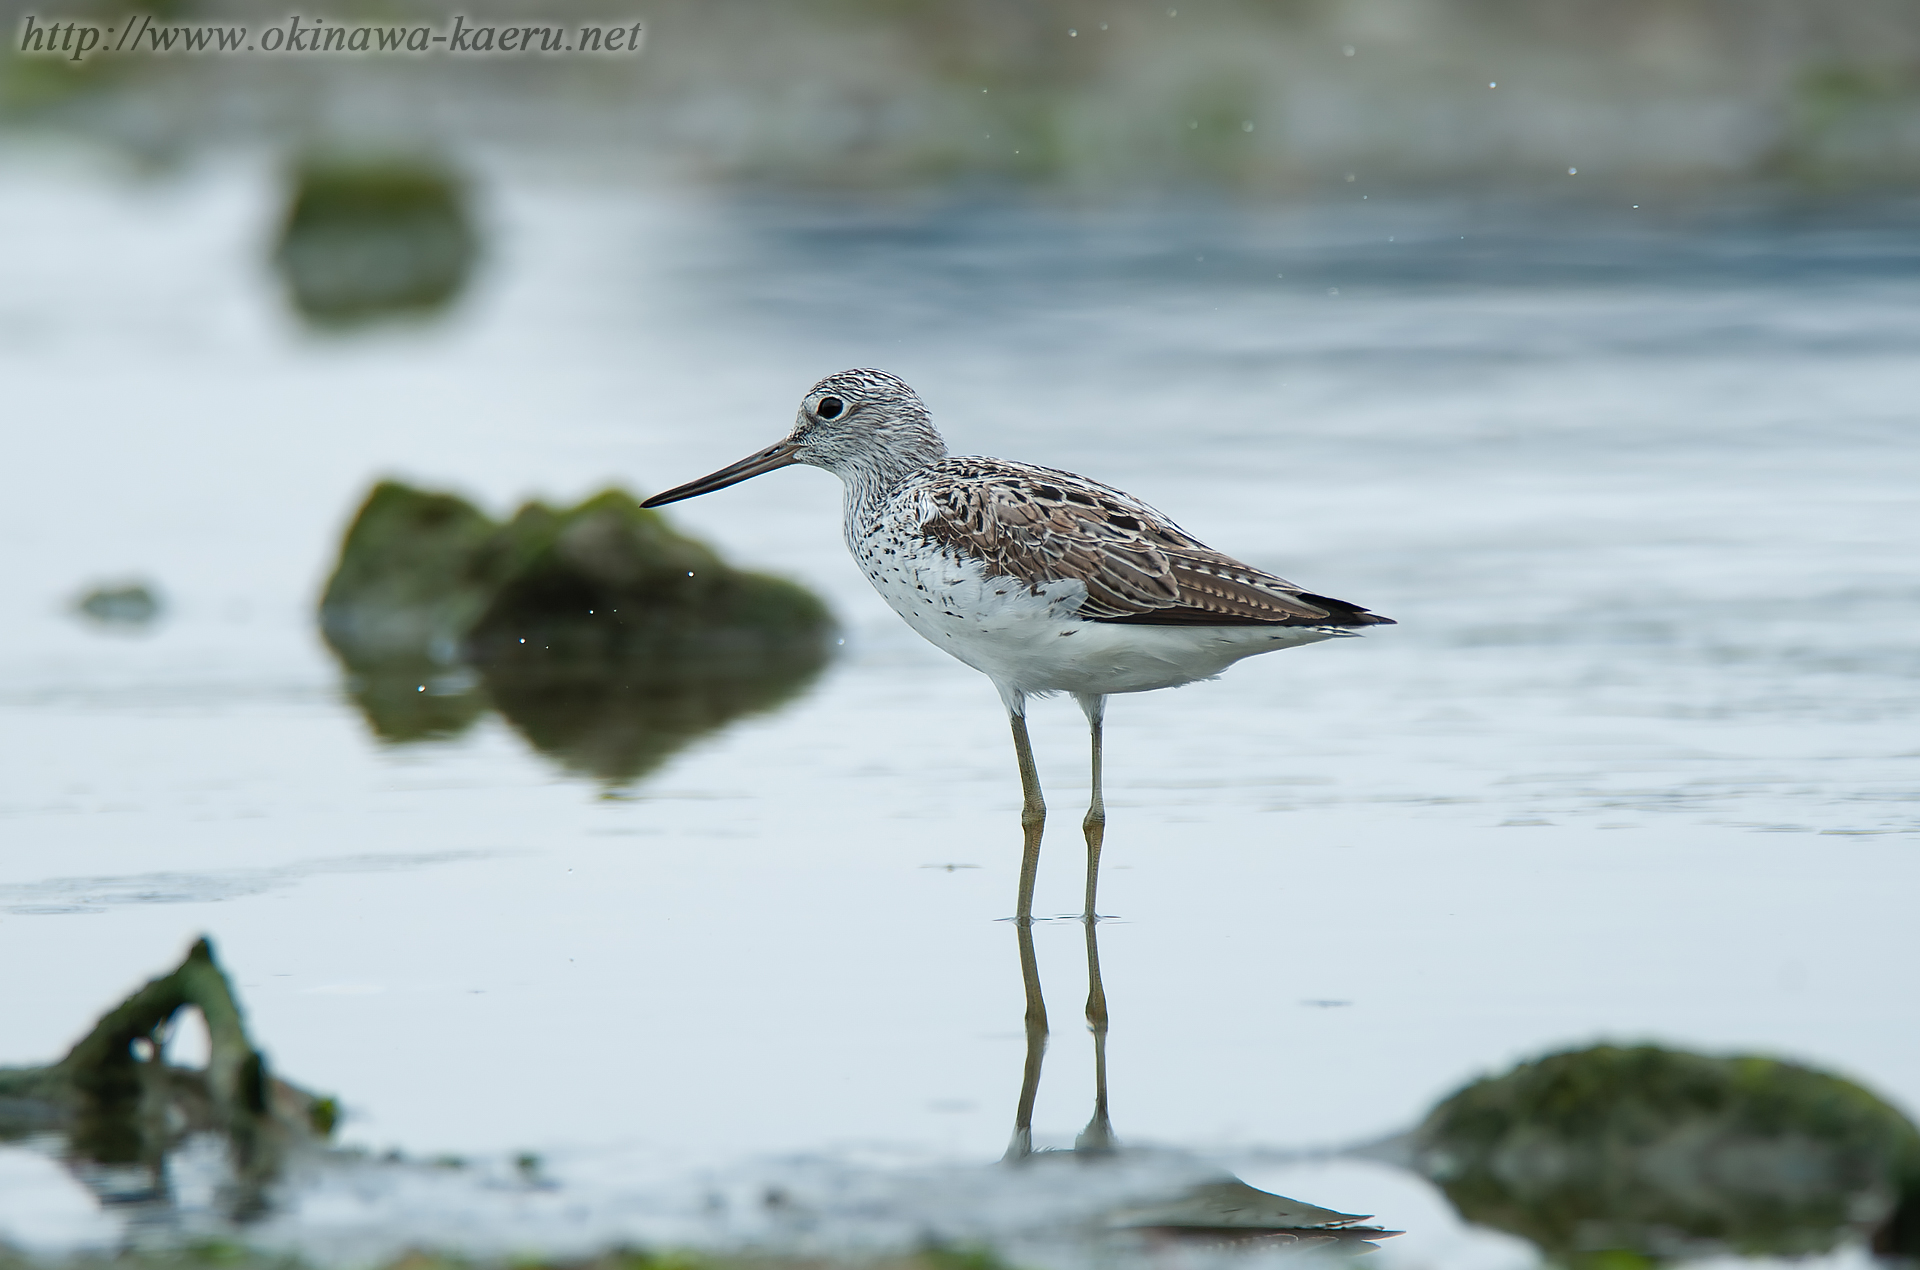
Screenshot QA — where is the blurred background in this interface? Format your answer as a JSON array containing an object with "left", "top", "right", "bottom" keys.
[
  {"left": 1, "top": 2, "right": 1917, "bottom": 1267},
  {"left": 9, "top": 0, "right": 1920, "bottom": 191}
]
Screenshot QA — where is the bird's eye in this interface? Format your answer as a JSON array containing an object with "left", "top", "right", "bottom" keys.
[{"left": 816, "top": 396, "right": 845, "bottom": 420}]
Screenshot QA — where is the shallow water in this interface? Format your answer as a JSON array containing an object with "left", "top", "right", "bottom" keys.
[{"left": 2, "top": 155, "right": 1917, "bottom": 1263}]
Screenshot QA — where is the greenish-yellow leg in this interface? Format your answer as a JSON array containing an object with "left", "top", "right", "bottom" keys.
[
  {"left": 1080, "top": 698, "right": 1107, "bottom": 927},
  {"left": 1010, "top": 712, "right": 1047, "bottom": 924},
  {"left": 1073, "top": 694, "right": 1114, "bottom": 1153},
  {"left": 1004, "top": 709, "right": 1052, "bottom": 1161}
]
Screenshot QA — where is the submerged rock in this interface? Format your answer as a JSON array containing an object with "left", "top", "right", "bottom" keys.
[
  {"left": 73, "top": 579, "right": 163, "bottom": 626},
  {"left": 273, "top": 157, "right": 479, "bottom": 326},
  {"left": 319, "top": 481, "right": 833, "bottom": 779},
  {"left": 1407, "top": 1044, "right": 1920, "bottom": 1264}
]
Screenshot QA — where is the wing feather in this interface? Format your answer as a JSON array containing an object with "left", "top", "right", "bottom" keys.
[{"left": 913, "top": 459, "right": 1392, "bottom": 628}]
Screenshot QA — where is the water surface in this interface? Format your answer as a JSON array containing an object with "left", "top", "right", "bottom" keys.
[{"left": 2, "top": 157, "right": 1916, "bottom": 1263}]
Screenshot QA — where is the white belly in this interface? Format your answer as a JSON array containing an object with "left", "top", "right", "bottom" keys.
[{"left": 853, "top": 541, "right": 1335, "bottom": 698}]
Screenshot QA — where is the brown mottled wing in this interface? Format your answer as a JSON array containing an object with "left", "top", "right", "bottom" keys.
[{"left": 916, "top": 459, "right": 1392, "bottom": 627}]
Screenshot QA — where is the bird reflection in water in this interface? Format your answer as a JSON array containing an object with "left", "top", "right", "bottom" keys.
[{"left": 1002, "top": 914, "right": 1400, "bottom": 1256}]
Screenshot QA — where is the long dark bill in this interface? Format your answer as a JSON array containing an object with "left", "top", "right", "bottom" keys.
[{"left": 639, "top": 441, "right": 801, "bottom": 508}]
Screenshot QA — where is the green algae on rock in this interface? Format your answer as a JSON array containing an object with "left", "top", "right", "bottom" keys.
[
  {"left": 320, "top": 482, "right": 506, "bottom": 670},
  {"left": 319, "top": 481, "right": 834, "bottom": 779},
  {"left": 1407, "top": 1044, "right": 1920, "bottom": 1264},
  {"left": 273, "top": 157, "right": 479, "bottom": 326},
  {"left": 322, "top": 483, "right": 832, "bottom": 672},
  {"left": 464, "top": 489, "right": 833, "bottom": 676}
]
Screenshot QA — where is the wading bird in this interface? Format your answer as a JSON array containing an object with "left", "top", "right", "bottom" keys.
[{"left": 642, "top": 369, "right": 1391, "bottom": 922}]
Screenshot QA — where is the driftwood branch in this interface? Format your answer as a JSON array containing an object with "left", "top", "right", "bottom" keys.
[
  {"left": 0, "top": 935, "right": 332, "bottom": 1222},
  {"left": 60, "top": 936, "right": 270, "bottom": 1136}
]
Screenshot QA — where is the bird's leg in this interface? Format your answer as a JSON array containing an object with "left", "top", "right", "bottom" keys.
[
  {"left": 1073, "top": 694, "right": 1112, "bottom": 1145},
  {"left": 1003, "top": 915, "right": 1049, "bottom": 1162},
  {"left": 1075, "top": 903, "right": 1115, "bottom": 1154},
  {"left": 1000, "top": 689, "right": 1050, "bottom": 1162},
  {"left": 1008, "top": 709, "right": 1047, "bottom": 924},
  {"left": 1075, "top": 693, "right": 1108, "bottom": 929}
]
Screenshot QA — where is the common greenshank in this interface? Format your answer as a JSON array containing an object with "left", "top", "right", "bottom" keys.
[{"left": 642, "top": 369, "right": 1392, "bottom": 922}]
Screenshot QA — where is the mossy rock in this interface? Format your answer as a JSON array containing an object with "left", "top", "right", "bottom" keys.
[
  {"left": 465, "top": 489, "right": 835, "bottom": 676},
  {"left": 273, "top": 158, "right": 479, "bottom": 326},
  {"left": 319, "top": 482, "right": 507, "bottom": 669},
  {"left": 1410, "top": 1045, "right": 1920, "bottom": 1264},
  {"left": 319, "top": 482, "right": 834, "bottom": 779},
  {"left": 322, "top": 483, "right": 832, "bottom": 670}
]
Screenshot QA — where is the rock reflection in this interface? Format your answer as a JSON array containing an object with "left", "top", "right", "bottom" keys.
[
  {"left": 482, "top": 666, "right": 820, "bottom": 785},
  {"left": 321, "top": 481, "right": 835, "bottom": 784},
  {"left": 344, "top": 665, "right": 488, "bottom": 744},
  {"left": 1402, "top": 1044, "right": 1920, "bottom": 1265},
  {"left": 341, "top": 661, "right": 821, "bottom": 785},
  {"left": 1004, "top": 916, "right": 1399, "bottom": 1256}
]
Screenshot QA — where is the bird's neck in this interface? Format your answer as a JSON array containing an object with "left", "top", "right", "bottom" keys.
[{"left": 836, "top": 432, "right": 946, "bottom": 527}]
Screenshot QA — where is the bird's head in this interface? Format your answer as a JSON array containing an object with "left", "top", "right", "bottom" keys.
[{"left": 641, "top": 369, "right": 947, "bottom": 509}]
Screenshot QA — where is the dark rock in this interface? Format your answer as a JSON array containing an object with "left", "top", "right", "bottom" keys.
[
  {"left": 465, "top": 489, "right": 834, "bottom": 676},
  {"left": 319, "top": 482, "right": 834, "bottom": 779},
  {"left": 74, "top": 580, "right": 162, "bottom": 626},
  {"left": 1408, "top": 1044, "right": 1920, "bottom": 1264},
  {"left": 273, "top": 157, "right": 479, "bottom": 326},
  {"left": 319, "top": 482, "right": 506, "bottom": 670}
]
